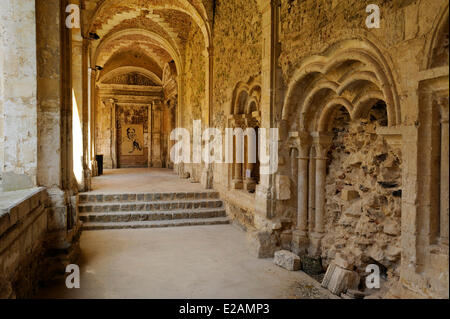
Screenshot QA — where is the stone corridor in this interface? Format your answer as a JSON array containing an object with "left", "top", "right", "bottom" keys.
[
  {"left": 0, "top": 0, "right": 448, "bottom": 300},
  {"left": 36, "top": 225, "right": 336, "bottom": 299}
]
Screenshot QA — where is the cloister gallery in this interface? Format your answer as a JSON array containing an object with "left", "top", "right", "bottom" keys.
[{"left": 0, "top": 0, "right": 448, "bottom": 299}]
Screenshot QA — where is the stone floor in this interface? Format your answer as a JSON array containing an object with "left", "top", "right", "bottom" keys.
[
  {"left": 36, "top": 225, "right": 337, "bottom": 299},
  {"left": 90, "top": 168, "right": 206, "bottom": 194}
]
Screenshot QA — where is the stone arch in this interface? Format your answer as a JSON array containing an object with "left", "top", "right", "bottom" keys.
[
  {"left": 87, "top": 0, "right": 212, "bottom": 49},
  {"left": 99, "top": 66, "right": 163, "bottom": 86},
  {"left": 286, "top": 41, "right": 402, "bottom": 282},
  {"left": 424, "top": 2, "right": 449, "bottom": 69},
  {"left": 282, "top": 39, "right": 401, "bottom": 129},
  {"left": 93, "top": 29, "right": 182, "bottom": 74},
  {"left": 228, "top": 77, "right": 262, "bottom": 192},
  {"left": 230, "top": 77, "right": 261, "bottom": 116}
]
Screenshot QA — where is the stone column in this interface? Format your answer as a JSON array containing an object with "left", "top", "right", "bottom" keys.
[
  {"left": 109, "top": 98, "right": 117, "bottom": 169},
  {"left": 292, "top": 133, "right": 311, "bottom": 256},
  {"left": 151, "top": 101, "right": 163, "bottom": 168},
  {"left": 254, "top": 0, "right": 281, "bottom": 222},
  {"left": 81, "top": 38, "right": 92, "bottom": 191},
  {"left": 440, "top": 104, "right": 449, "bottom": 245},
  {"left": 310, "top": 133, "right": 332, "bottom": 256},
  {"left": 90, "top": 66, "right": 97, "bottom": 171},
  {"left": 308, "top": 151, "right": 316, "bottom": 233},
  {"left": 167, "top": 104, "right": 176, "bottom": 169},
  {"left": 244, "top": 124, "right": 257, "bottom": 192},
  {"left": 200, "top": 45, "right": 214, "bottom": 189},
  {"left": 298, "top": 153, "right": 310, "bottom": 230},
  {"left": 315, "top": 157, "right": 327, "bottom": 233},
  {"left": 233, "top": 163, "right": 244, "bottom": 189},
  {"left": 148, "top": 102, "right": 153, "bottom": 168}
]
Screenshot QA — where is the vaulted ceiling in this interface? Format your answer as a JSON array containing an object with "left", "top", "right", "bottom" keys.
[{"left": 83, "top": 0, "right": 212, "bottom": 85}]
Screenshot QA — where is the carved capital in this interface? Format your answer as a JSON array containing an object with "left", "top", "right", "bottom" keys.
[{"left": 312, "top": 132, "right": 333, "bottom": 159}]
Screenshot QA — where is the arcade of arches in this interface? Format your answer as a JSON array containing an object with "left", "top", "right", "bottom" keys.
[{"left": 0, "top": 0, "right": 448, "bottom": 299}]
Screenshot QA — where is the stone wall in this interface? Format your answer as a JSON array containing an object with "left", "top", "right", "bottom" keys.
[
  {"left": 210, "top": 0, "right": 263, "bottom": 227},
  {"left": 204, "top": 0, "right": 448, "bottom": 298},
  {"left": 180, "top": 22, "right": 206, "bottom": 182},
  {"left": 0, "top": 0, "right": 38, "bottom": 191},
  {"left": 212, "top": 0, "right": 262, "bottom": 127},
  {"left": 274, "top": 0, "right": 449, "bottom": 298},
  {"left": 0, "top": 189, "right": 48, "bottom": 298}
]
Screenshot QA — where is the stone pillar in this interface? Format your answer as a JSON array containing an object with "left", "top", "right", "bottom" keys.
[
  {"left": 309, "top": 133, "right": 332, "bottom": 256},
  {"left": 292, "top": 134, "right": 311, "bottom": 255},
  {"left": 254, "top": 0, "right": 281, "bottom": 222},
  {"left": 90, "top": 66, "right": 97, "bottom": 172},
  {"left": 314, "top": 157, "right": 327, "bottom": 234},
  {"left": 244, "top": 129, "right": 257, "bottom": 192},
  {"left": 200, "top": 45, "right": 214, "bottom": 189},
  {"left": 0, "top": 0, "right": 38, "bottom": 191},
  {"left": 440, "top": 105, "right": 449, "bottom": 245},
  {"left": 109, "top": 98, "right": 117, "bottom": 169},
  {"left": 298, "top": 156, "right": 310, "bottom": 229},
  {"left": 232, "top": 163, "right": 244, "bottom": 189},
  {"left": 151, "top": 101, "right": 163, "bottom": 168},
  {"left": 81, "top": 38, "right": 92, "bottom": 191},
  {"left": 308, "top": 151, "right": 316, "bottom": 233},
  {"left": 167, "top": 104, "right": 176, "bottom": 169}
]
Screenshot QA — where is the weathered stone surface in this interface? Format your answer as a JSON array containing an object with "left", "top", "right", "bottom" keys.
[
  {"left": 247, "top": 230, "right": 278, "bottom": 259},
  {"left": 274, "top": 250, "right": 301, "bottom": 271},
  {"left": 341, "top": 189, "right": 360, "bottom": 202},
  {"left": 276, "top": 175, "right": 291, "bottom": 200},
  {"left": 333, "top": 252, "right": 355, "bottom": 270},
  {"left": 321, "top": 263, "right": 360, "bottom": 296}
]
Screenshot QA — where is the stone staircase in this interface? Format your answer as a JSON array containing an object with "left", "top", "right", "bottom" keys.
[{"left": 78, "top": 191, "right": 229, "bottom": 230}]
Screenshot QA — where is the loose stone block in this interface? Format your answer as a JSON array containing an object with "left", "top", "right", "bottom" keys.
[
  {"left": 321, "top": 263, "right": 360, "bottom": 295},
  {"left": 333, "top": 252, "right": 355, "bottom": 270},
  {"left": 274, "top": 250, "right": 301, "bottom": 271}
]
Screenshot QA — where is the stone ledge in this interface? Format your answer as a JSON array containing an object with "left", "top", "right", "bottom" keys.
[{"left": 0, "top": 187, "right": 46, "bottom": 240}]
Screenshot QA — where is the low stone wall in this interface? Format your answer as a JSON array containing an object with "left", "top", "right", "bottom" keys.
[{"left": 0, "top": 188, "right": 48, "bottom": 298}]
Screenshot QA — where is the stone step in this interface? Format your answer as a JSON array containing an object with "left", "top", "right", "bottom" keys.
[
  {"left": 78, "top": 191, "right": 220, "bottom": 204},
  {"left": 79, "top": 208, "right": 227, "bottom": 223},
  {"left": 81, "top": 217, "right": 230, "bottom": 231},
  {"left": 78, "top": 199, "right": 223, "bottom": 213}
]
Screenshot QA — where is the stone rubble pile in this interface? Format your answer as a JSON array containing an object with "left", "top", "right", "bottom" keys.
[{"left": 321, "top": 109, "right": 402, "bottom": 293}]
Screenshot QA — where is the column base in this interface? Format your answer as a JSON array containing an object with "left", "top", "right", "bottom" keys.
[
  {"left": 244, "top": 178, "right": 256, "bottom": 192},
  {"left": 151, "top": 159, "right": 163, "bottom": 168},
  {"left": 83, "top": 168, "right": 92, "bottom": 192},
  {"left": 232, "top": 179, "right": 243, "bottom": 189},
  {"left": 292, "top": 230, "right": 309, "bottom": 256},
  {"left": 201, "top": 166, "right": 213, "bottom": 189},
  {"left": 308, "top": 232, "right": 324, "bottom": 257}
]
